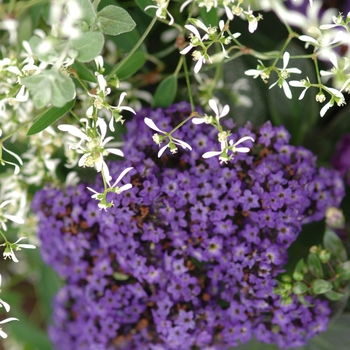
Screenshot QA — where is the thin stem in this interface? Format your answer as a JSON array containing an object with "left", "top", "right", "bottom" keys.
[
  {"left": 183, "top": 58, "right": 195, "bottom": 112},
  {"left": 107, "top": 16, "right": 158, "bottom": 80}
]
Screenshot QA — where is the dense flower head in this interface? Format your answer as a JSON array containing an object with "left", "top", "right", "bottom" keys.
[{"left": 33, "top": 102, "right": 344, "bottom": 349}]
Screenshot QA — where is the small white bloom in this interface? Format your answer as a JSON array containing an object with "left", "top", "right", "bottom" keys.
[
  {"left": 0, "top": 317, "right": 19, "bottom": 338},
  {"left": 269, "top": 52, "right": 301, "bottom": 99},
  {"left": 2, "top": 237, "right": 35, "bottom": 263},
  {"left": 145, "top": 0, "right": 174, "bottom": 25},
  {"left": 109, "top": 92, "right": 136, "bottom": 132},
  {"left": 289, "top": 77, "right": 311, "bottom": 100},
  {"left": 144, "top": 117, "right": 192, "bottom": 157},
  {"left": 0, "top": 200, "right": 24, "bottom": 231}
]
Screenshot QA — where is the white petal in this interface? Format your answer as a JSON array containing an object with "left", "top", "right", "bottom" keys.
[
  {"left": 112, "top": 167, "right": 133, "bottom": 187},
  {"left": 158, "top": 144, "right": 168, "bottom": 157},
  {"left": 0, "top": 299, "right": 10, "bottom": 312},
  {"left": 105, "top": 148, "right": 124, "bottom": 157},
  {"left": 233, "top": 136, "right": 255, "bottom": 146},
  {"left": 109, "top": 114, "right": 115, "bottom": 132},
  {"left": 209, "top": 99, "right": 219, "bottom": 117},
  {"left": 97, "top": 118, "right": 107, "bottom": 140},
  {"left": 282, "top": 80, "right": 292, "bottom": 99},
  {"left": 235, "top": 147, "right": 251, "bottom": 153},
  {"left": 194, "top": 57, "right": 203, "bottom": 74},
  {"left": 2, "top": 145, "right": 23, "bottom": 165},
  {"left": 118, "top": 183, "right": 133, "bottom": 193},
  {"left": 172, "top": 137, "right": 192, "bottom": 150},
  {"left": 283, "top": 52, "right": 290, "bottom": 69},
  {"left": 3, "top": 214, "right": 24, "bottom": 225},
  {"left": 0, "top": 317, "right": 19, "bottom": 325},
  {"left": 192, "top": 118, "right": 205, "bottom": 124},
  {"left": 58, "top": 125, "right": 91, "bottom": 141},
  {"left": 180, "top": 44, "right": 193, "bottom": 55},
  {"left": 299, "top": 35, "right": 318, "bottom": 45},
  {"left": 289, "top": 80, "right": 304, "bottom": 87},
  {"left": 185, "top": 24, "right": 201, "bottom": 39},
  {"left": 17, "top": 244, "right": 36, "bottom": 249},
  {"left": 144, "top": 118, "right": 164, "bottom": 133},
  {"left": 298, "top": 88, "right": 307, "bottom": 100},
  {"left": 202, "top": 151, "right": 222, "bottom": 158}
]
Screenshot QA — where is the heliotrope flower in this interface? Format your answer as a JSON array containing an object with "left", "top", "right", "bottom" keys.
[{"left": 34, "top": 103, "right": 344, "bottom": 350}]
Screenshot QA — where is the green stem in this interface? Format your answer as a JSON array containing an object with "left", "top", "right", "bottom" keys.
[
  {"left": 107, "top": 16, "right": 158, "bottom": 80},
  {"left": 0, "top": 230, "right": 8, "bottom": 243},
  {"left": 183, "top": 57, "right": 195, "bottom": 113}
]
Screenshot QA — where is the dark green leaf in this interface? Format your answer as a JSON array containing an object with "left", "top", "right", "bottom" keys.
[
  {"left": 97, "top": 5, "right": 136, "bottom": 36},
  {"left": 116, "top": 49, "right": 146, "bottom": 80},
  {"left": 199, "top": 6, "right": 219, "bottom": 26},
  {"left": 72, "top": 61, "right": 96, "bottom": 82},
  {"left": 154, "top": 74, "right": 178, "bottom": 108},
  {"left": 307, "top": 253, "right": 324, "bottom": 279},
  {"left": 70, "top": 0, "right": 96, "bottom": 26},
  {"left": 311, "top": 279, "right": 333, "bottom": 294},
  {"left": 27, "top": 100, "right": 75, "bottom": 135},
  {"left": 336, "top": 261, "right": 350, "bottom": 280},
  {"left": 323, "top": 229, "right": 347, "bottom": 262},
  {"left": 293, "top": 281, "right": 308, "bottom": 295},
  {"left": 324, "top": 289, "right": 346, "bottom": 301},
  {"left": 71, "top": 31, "right": 104, "bottom": 62}
]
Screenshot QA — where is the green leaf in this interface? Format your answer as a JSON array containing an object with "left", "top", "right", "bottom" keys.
[
  {"left": 27, "top": 100, "right": 75, "bottom": 135},
  {"left": 311, "top": 279, "right": 333, "bottom": 295},
  {"left": 153, "top": 75, "right": 178, "bottom": 108},
  {"left": 72, "top": 61, "right": 96, "bottom": 82},
  {"left": 71, "top": 31, "right": 104, "bottom": 62},
  {"left": 324, "top": 289, "right": 346, "bottom": 301},
  {"left": 29, "top": 35, "right": 59, "bottom": 62},
  {"left": 293, "top": 258, "right": 306, "bottom": 281},
  {"left": 267, "top": 42, "right": 318, "bottom": 144},
  {"left": 292, "top": 281, "right": 308, "bottom": 295},
  {"left": 323, "top": 228, "right": 347, "bottom": 262},
  {"left": 97, "top": 5, "right": 136, "bottom": 36},
  {"left": 199, "top": 6, "right": 219, "bottom": 26},
  {"left": 70, "top": 0, "right": 96, "bottom": 26},
  {"left": 22, "top": 70, "right": 75, "bottom": 108},
  {"left": 116, "top": 50, "right": 146, "bottom": 80},
  {"left": 336, "top": 261, "right": 350, "bottom": 280},
  {"left": 307, "top": 253, "right": 324, "bottom": 279}
]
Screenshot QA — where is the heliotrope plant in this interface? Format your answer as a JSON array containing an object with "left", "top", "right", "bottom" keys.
[
  {"left": 33, "top": 103, "right": 347, "bottom": 349},
  {"left": 0, "top": 0, "right": 350, "bottom": 347}
]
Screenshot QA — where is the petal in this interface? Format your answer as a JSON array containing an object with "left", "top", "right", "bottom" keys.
[
  {"left": 233, "top": 136, "right": 255, "bottom": 146},
  {"left": 194, "top": 57, "right": 203, "bottom": 74},
  {"left": 158, "top": 144, "right": 168, "bottom": 157},
  {"left": 109, "top": 114, "right": 115, "bottom": 132},
  {"left": 234, "top": 147, "right": 251, "bottom": 153},
  {"left": 282, "top": 52, "right": 290, "bottom": 69},
  {"left": 172, "top": 137, "right": 192, "bottom": 150},
  {"left": 184, "top": 24, "right": 201, "bottom": 39},
  {"left": 105, "top": 148, "right": 124, "bottom": 157},
  {"left": 17, "top": 244, "right": 36, "bottom": 249},
  {"left": 0, "top": 300, "right": 10, "bottom": 312},
  {"left": 320, "top": 102, "right": 331, "bottom": 117},
  {"left": 220, "top": 104, "right": 230, "bottom": 118},
  {"left": 298, "top": 88, "right": 307, "bottom": 100},
  {"left": 112, "top": 167, "right": 134, "bottom": 187},
  {"left": 202, "top": 151, "right": 222, "bottom": 158},
  {"left": 180, "top": 44, "right": 193, "bottom": 55},
  {"left": 118, "top": 183, "right": 133, "bottom": 193},
  {"left": 117, "top": 92, "right": 127, "bottom": 107},
  {"left": 208, "top": 99, "right": 219, "bottom": 117},
  {"left": 58, "top": 124, "right": 91, "bottom": 141},
  {"left": 97, "top": 117, "right": 107, "bottom": 140},
  {"left": 192, "top": 118, "right": 205, "bottom": 124},
  {"left": 3, "top": 214, "right": 24, "bottom": 225},
  {"left": 144, "top": 117, "right": 164, "bottom": 133},
  {"left": 282, "top": 80, "right": 292, "bottom": 99},
  {"left": 1, "top": 145, "right": 23, "bottom": 165}
]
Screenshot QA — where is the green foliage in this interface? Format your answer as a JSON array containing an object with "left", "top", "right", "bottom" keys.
[
  {"left": 135, "top": 0, "right": 154, "bottom": 17},
  {"left": 96, "top": 5, "right": 136, "bottom": 35},
  {"left": 71, "top": 31, "right": 105, "bottom": 62},
  {"left": 154, "top": 74, "right": 178, "bottom": 108},
  {"left": 27, "top": 100, "right": 75, "bottom": 135},
  {"left": 73, "top": 0, "right": 97, "bottom": 26},
  {"left": 22, "top": 70, "right": 75, "bottom": 109},
  {"left": 307, "top": 253, "right": 324, "bottom": 279},
  {"left": 311, "top": 279, "right": 333, "bottom": 294},
  {"left": 72, "top": 61, "right": 96, "bottom": 82},
  {"left": 116, "top": 50, "right": 146, "bottom": 80},
  {"left": 323, "top": 229, "right": 348, "bottom": 262}
]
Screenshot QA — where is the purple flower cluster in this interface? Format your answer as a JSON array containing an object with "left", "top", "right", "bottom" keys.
[
  {"left": 332, "top": 133, "right": 350, "bottom": 186},
  {"left": 33, "top": 102, "right": 344, "bottom": 349}
]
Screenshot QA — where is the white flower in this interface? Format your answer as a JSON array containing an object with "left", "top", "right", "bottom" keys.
[
  {"left": 289, "top": 77, "right": 312, "bottom": 100},
  {"left": 320, "top": 86, "right": 346, "bottom": 117},
  {"left": 109, "top": 92, "right": 136, "bottom": 132},
  {"left": 245, "top": 60, "right": 270, "bottom": 82},
  {"left": 145, "top": 0, "right": 174, "bottom": 25},
  {"left": 58, "top": 118, "right": 124, "bottom": 182},
  {"left": 0, "top": 317, "right": 19, "bottom": 338},
  {"left": 269, "top": 52, "right": 301, "bottom": 99},
  {"left": 87, "top": 167, "right": 133, "bottom": 210},
  {"left": 192, "top": 99, "right": 229, "bottom": 124},
  {"left": 0, "top": 130, "right": 23, "bottom": 175},
  {"left": 0, "top": 200, "right": 24, "bottom": 231},
  {"left": 2, "top": 237, "right": 35, "bottom": 263},
  {"left": 144, "top": 117, "right": 192, "bottom": 157},
  {"left": 202, "top": 136, "right": 254, "bottom": 163}
]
